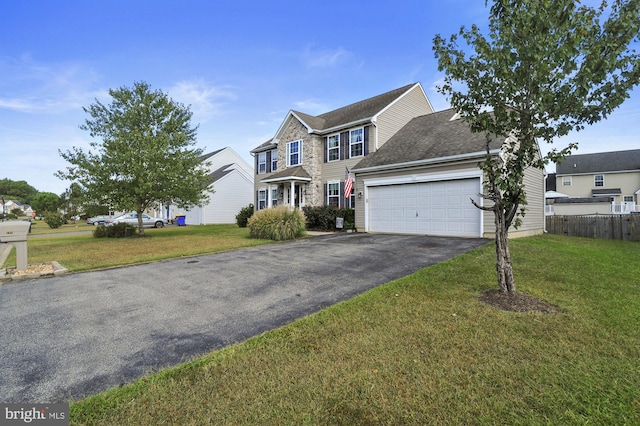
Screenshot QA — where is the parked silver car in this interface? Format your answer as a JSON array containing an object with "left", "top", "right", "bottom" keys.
[{"left": 105, "top": 212, "right": 167, "bottom": 228}]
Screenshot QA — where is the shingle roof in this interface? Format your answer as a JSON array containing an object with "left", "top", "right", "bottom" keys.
[
  {"left": 556, "top": 149, "right": 640, "bottom": 174},
  {"left": 199, "top": 148, "right": 225, "bottom": 161},
  {"left": 250, "top": 139, "right": 276, "bottom": 154},
  {"left": 352, "top": 109, "right": 502, "bottom": 170},
  {"left": 261, "top": 165, "right": 311, "bottom": 181},
  {"left": 208, "top": 164, "right": 234, "bottom": 184},
  {"left": 293, "top": 83, "right": 417, "bottom": 131}
]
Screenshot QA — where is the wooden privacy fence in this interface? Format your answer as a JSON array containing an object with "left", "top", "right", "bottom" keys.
[{"left": 546, "top": 215, "right": 640, "bottom": 242}]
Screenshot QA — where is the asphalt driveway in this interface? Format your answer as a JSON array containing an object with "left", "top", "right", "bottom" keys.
[{"left": 0, "top": 233, "right": 488, "bottom": 403}]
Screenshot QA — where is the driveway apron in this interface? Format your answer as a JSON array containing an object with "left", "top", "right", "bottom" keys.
[{"left": 0, "top": 233, "right": 488, "bottom": 403}]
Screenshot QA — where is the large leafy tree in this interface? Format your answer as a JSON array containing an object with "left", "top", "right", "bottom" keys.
[
  {"left": 31, "top": 192, "right": 61, "bottom": 215},
  {"left": 57, "top": 81, "right": 212, "bottom": 235},
  {"left": 434, "top": 0, "right": 640, "bottom": 293},
  {"left": 0, "top": 178, "right": 38, "bottom": 204}
]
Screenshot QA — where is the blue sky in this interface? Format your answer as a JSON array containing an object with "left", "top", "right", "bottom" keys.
[{"left": 1, "top": 0, "right": 638, "bottom": 195}]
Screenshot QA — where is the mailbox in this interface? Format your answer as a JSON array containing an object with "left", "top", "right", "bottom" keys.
[
  {"left": 0, "top": 221, "right": 31, "bottom": 242},
  {"left": 0, "top": 221, "right": 31, "bottom": 270}
]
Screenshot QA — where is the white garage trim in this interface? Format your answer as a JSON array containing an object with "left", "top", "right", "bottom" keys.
[{"left": 363, "top": 168, "right": 484, "bottom": 237}]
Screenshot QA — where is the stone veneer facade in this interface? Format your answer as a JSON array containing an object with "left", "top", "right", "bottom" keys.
[{"left": 277, "top": 117, "right": 324, "bottom": 206}]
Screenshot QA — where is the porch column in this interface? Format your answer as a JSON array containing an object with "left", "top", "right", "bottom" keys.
[{"left": 290, "top": 181, "right": 295, "bottom": 209}]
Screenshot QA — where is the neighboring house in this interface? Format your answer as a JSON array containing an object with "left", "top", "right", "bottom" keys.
[
  {"left": 554, "top": 149, "right": 640, "bottom": 215},
  {"left": 251, "top": 82, "right": 545, "bottom": 238},
  {"left": 170, "top": 147, "right": 254, "bottom": 224},
  {"left": 1, "top": 200, "right": 33, "bottom": 217}
]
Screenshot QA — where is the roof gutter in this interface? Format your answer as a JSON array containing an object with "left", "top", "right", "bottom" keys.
[{"left": 351, "top": 149, "right": 500, "bottom": 174}]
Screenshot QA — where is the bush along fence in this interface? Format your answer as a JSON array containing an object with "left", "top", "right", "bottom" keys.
[{"left": 546, "top": 215, "right": 640, "bottom": 242}]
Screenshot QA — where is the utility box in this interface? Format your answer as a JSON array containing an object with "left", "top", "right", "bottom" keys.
[{"left": 0, "top": 221, "right": 31, "bottom": 270}]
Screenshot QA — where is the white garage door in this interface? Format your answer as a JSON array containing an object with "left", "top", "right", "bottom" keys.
[{"left": 368, "top": 178, "right": 481, "bottom": 237}]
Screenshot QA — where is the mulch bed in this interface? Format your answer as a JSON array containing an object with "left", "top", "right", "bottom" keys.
[{"left": 479, "top": 289, "right": 563, "bottom": 314}]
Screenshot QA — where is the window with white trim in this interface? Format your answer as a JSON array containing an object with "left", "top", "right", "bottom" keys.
[
  {"left": 349, "top": 128, "right": 364, "bottom": 158},
  {"left": 623, "top": 195, "right": 634, "bottom": 202},
  {"left": 271, "top": 186, "right": 278, "bottom": 207},
  {"left": 594, "top": 175, "right": 604, "bottom": 187},
  {"left": 271, "top": 149, "right": 277, "bottom": 171},
  {"left": 258, "top": 152, "right": 266, "bottom": 174},
  {"left": 327, "top": 181, "right": 340, "bottom": 207},
  {"left": 257, "top": 189, "right": 267, "bottom": 210},
  {"left": 562, "top": 176, "right": 572, "bottom": 186},
  {"left": 287, "top": 139, "right": 302, "bottom": 166},
  {"left": 327, "top": 134, "right": 340, "bottom": 161}
]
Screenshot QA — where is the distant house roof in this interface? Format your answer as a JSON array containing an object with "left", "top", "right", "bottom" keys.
[
  {"left": 592, "top": 188, "right": 621, "bottom": 196},
  {"left": 555, "top": 197, "right": 611, "bottom": 204},
  {"left": 199, "top": 148, "right": 226, "bottom": 161},
  {"left": 556, "top": 149, "right": 640, "bottom": 174},
  {"left": 352, "top": 109, "right": 502, "bottom": 171},
  {"left": 208, "top": 164, "right": 234, "bottom": 184}
]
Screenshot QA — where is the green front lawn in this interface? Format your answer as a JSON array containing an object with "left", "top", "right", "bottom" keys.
[
  {"left": 69, "top": 235, "right": 640, "bottom": 425},
  {"left": 2, "top": 224, "right": 271, "bottom": 272}
]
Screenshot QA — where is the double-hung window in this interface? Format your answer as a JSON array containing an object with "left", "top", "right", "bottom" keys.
[
  {"left": 562, "top": 176, "right": 572, "bottom": 186},
  {"left": 257, "top": 189, "right": 267, "bottom": 210},
  {"left": 271, "top": 149, "right": 278, "bottom": 171},
  {"left": 327, "top": 181, "right": 340, "bottom": 207},
  {"left": 594, "top": 175, "right": 604, "bottom": 187},
  {"left": 327, "top": 134, "right": 340, "bottom": 161},
  {"left": 258, "top": 152, "right": 266, "bottom": 174},
  {"left": 623, "top": 195, "right": 634, "bottom": 202},
  {"left": 349, "top": 128, "right": 364, "bottom": 158},
  {"left": 271, "top": 187, "right": 278, "bottom": 207},
  {"left": 287, "top": 140, "right": 302, "bottom": 167}
]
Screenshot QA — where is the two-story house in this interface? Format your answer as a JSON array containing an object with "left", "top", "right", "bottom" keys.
[
  {"left": 250, "top": 83, "right": 433, "bottom": 211},
  {"left": 554, "top": 149, "right": 640, "bottom": 215},
  {"left": 251, "top": 83, "right": 545, "bottom": 238}
]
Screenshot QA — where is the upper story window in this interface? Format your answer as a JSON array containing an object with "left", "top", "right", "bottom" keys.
[
  {"left": 562, "top": 176, "right": 572, "bottom": 186},
  {"left": 258, "top": 152, "right": 266, "bottom": 174},
  {"left": 271, "top": 149, "right": 278, "bottom": 171},
  {"left": 350, "top": 128, "right": 364, "bottom": 158},
  {"left": 594, "top": 175, "right": 604, "bottom": 187},
  {"left": 327, "top": 134, "right": 340, "bottom": 162},
  {"left": 287, "top": 139, "right": 303, "bottom": 167},
  {"left": 623, "top": 195, "right": 634, "bottom": 202}
]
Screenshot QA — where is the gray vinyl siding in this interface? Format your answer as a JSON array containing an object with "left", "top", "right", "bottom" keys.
[{"left": 375, "top": 85, "right": 434, "bottom": 148}]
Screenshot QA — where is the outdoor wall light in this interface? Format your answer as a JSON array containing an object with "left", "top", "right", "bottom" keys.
[{"left": 358, "top": 191, "right": 363, "bottom": 198}]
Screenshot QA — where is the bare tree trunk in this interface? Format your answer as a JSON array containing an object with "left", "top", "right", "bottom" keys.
[
  {"left": 137, "top": 210, "right": 145, "bottom": 236},
  {"left": 492, "top": 199, "right": 516, "bottom": 293}
]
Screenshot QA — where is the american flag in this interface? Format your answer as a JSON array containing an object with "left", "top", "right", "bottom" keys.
[{"left": 344, "top": 167, "right": 353, "bottom": 200}]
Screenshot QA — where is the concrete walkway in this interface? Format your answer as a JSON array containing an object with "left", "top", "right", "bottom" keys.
[{"left": 0, "top": 233, "right": 488, "bottom": 403}]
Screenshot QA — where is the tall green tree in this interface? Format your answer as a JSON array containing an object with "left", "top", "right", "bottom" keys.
[
  {"left": 31, "top": 192, "right": 61, "bottom": 215},
  {"left": 434, "top": 0, "right": 640, "bottom": 293},
  {"left": 57, "top": 81, "right": 212, "bottom": 235},
  {"left": 0, "top": 178, "right": 38, "bottom": 204}
]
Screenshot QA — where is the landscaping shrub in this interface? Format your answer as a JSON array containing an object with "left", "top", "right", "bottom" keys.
[
  {"left": 93, "top": 223, "right": 137, "bottom": 238},
  {"left": 302, "top": 206, "right": 355, "bottom": 231},
  {"left": 44, "top": 212, "right": 65, "bottom": 229},
  {"left": 235, "top": 203, "right": 254, "bottom": 228},
  {"left": 247, "top": 206, "right": 306, "bottom": 241}
]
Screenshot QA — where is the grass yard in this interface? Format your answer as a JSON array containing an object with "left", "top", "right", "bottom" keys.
[
  {"left": 1, "top": 224, "right": 271, "bottom": 272},
  {"left": 69, "top": 235, "right": 640, "bottom": 425}
]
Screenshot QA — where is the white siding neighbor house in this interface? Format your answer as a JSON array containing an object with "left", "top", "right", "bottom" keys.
[{"left": 171, "top": 147, "right": 254, "bottom": 224}]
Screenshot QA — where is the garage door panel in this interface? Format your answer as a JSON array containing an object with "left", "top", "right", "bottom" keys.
[{"left": 368, "top": 178, "right": 480, "bottom": 237}]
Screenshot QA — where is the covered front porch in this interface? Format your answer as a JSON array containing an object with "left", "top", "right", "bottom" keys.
[{"left": 260, "top": 166, "right": 313, "bottom": 209}]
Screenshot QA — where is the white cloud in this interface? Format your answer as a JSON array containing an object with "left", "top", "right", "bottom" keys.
[
  {"left": 293, "top": 98, "right": 330, "bottom": 114},
  {"left": 303, "top": 46, "right": 352, "bottom": 68},
  {"left": 0, "top": 55, "right": 104, "bottom": 114},
  {"left": 168, "top": 80, "right": 237, "bottom": 122}
]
